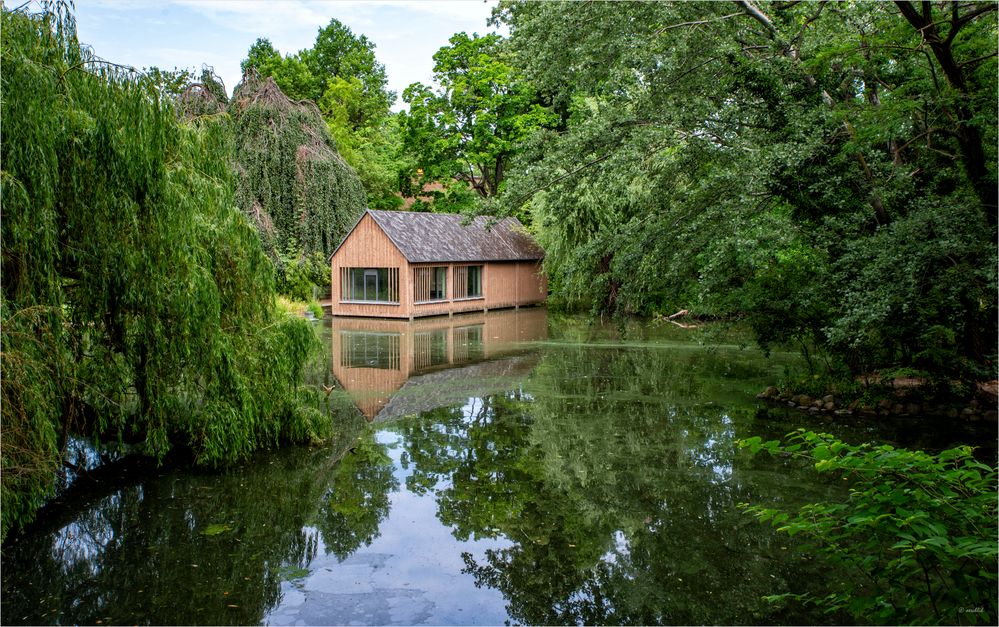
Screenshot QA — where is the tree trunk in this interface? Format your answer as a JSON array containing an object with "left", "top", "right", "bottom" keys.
[{"left": 894, "top": 1, "right": 998, "bottom": 230}]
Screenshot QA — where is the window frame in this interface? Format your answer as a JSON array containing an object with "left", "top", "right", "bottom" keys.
[
  {"left": 414, "top": 265, "right": 449, "bottom": 304},
  {"left": 340, "top": 267, "right": 400, "bottom": 304},
  {"left": 453, "top": 264, "right": 484, "bottom": 301}
]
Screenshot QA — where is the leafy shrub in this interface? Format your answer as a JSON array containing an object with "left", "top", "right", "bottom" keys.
[
  {"left": 739, "top": 430, "right": 998, "bottom": 625},
  {"left": 276, "top": 250, "right": 315, "bottom": 301},
  {"left": 306, "top": 301, "right": 324, "bottom": 320},
  {"left": 276, "top": 245, "right": 329, "bottom": 301}
]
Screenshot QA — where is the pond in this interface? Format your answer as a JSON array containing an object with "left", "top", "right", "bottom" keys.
[{"left": 2, "top": 308, "right": 991, "bottom": 625}]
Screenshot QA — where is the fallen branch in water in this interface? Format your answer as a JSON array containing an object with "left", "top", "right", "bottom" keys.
[{"left": 668, "top": 319, "right": 699, "bottom": 329}]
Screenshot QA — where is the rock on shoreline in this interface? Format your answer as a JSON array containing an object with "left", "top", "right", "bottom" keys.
[{"left": 755, "top": 384, "right": 998, "bottom": 422}]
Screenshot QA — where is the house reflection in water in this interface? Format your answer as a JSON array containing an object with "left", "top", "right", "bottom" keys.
[{"left": 331, "top": 307, "right": 548, "bottom": 421}]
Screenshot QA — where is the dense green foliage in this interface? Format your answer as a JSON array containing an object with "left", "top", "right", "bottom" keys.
[
  {"left": 241, "top": 22, "right": 405, "bottom": 210},
  {"left": 400, "top": 32, "right": 556, "bottom": 200},
  {"left": 229, "top": 70, "right": 366, "bottom": 282},
  {"left": 166, "top": 62, "right": 364, "bottom": 293},
  {"left": 0, "top": 5, "right": 330, "bottom": 541},
  {"left": 241, "top": 20, "right": 392, "bottom": 117},
  {"left": 491, "top": 0, "right": 997, "bottom": 385},
  {"left": 740, "top": 430, "right": 998, "bottom": 625}
]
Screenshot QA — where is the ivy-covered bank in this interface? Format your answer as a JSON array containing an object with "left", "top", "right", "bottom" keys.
[
  {"left": 1, "top": 5, "right": 330, "bottom": 541},
  {"left": 229, "top": 71, "right": 366, "bottom": 291}
]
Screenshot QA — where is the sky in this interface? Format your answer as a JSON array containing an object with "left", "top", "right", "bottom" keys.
[{"left": 70, "top": 0, "right": 504, "bottom": 109}]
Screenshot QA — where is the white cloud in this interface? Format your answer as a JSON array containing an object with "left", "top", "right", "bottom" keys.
[
  {"left": 173, "top": 0, "right": 332, "bottom": 36},
  {"left": 71, "top": 0, "right": 505, "bottom": 106}
]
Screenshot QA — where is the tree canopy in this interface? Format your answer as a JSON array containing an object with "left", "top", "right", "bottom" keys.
[
  {"left": 240, "top": 22, "right": 404, "bottom": 211},
  {"left": 491, "top": 0, "right": 997, "bottom": 385},
  {"left": 241, "top": 19, "right": 393, "bottom": 125},
  {"left": 400, "top": 32, "right": 556, "bottom": 200}
]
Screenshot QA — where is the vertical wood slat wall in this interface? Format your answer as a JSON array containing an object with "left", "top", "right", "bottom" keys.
[
  {"left": 414, "top": 266, "right": 443, "bottom": 303},
  {"left": 454, "top": 266, "right": 468, "bottom": 299},
  {"left": 414, "top": 267, "right": 425, "bottom": 302},
  {"left": 388, "top": 268, "right": 398, "bottom": 302},
  {"left": 332, "top": 214, "right": 410, "bottom": 316}
]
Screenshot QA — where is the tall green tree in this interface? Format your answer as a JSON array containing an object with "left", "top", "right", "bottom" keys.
[
  {"left": 494, "top": 0, "right": 997, "bottom": 384},
  {"left": 228, "top": 70, "right": 366, "bottom": 277},
  {"left": 400, "top": 32, "right": 556, "bottom": 199},
  {"left": 242, "top": 38, "right": 282, "bottom": 80},
  {"left": 304, "top": 19, "right": 393, "bottom": 127},
  {"left": 241, "top": 22, "right": 392, "bottom": 127},
  {"left": 240, "top": 37, "right": 317, "bottom": 103},
  {"left": 319, "top": 77, "right": 408, "bottom": 210}
]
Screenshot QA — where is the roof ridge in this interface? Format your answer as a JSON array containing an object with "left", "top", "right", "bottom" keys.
[{"left": 338, "top": 209, "right": 544, "bottom": 264}]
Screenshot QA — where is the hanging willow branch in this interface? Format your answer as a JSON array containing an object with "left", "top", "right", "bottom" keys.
[
  {"left": 229, "top": 69, "right": 366, "bottom": 267},
  {"left": 1, "top": 3, "right": 332, "bottom": 542}
]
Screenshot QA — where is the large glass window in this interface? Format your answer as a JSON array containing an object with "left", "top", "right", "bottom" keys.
[
  {"left": 414, "top": 266, "right": 448, "bottom": 302},
  {"left": 454, "top": 265, "right": 483, "bottom": 299},
  {"left": 341, "top": 267, "right": 399, "bottom": 303},
  {"left": 466, "top": 265, "right": 482, "bottom": 298},
  {"left": 340, "top": 331, "right": 401, "bottom": 369},
  {"left": 431, "top": 267, "right": 446, "bottom": 300}
]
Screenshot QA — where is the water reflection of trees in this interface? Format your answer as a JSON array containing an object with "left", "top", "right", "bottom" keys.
[
  {"left": 1, "top": 416, "right": 396, "bottom": 626},
  {"left": 396, "top": 343, "right": 840, "bottom": 625},
  {"left": 314, "top": 431, "right": 397, "bottom": 561}
]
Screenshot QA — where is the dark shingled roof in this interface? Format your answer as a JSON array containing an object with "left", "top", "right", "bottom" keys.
[{"left": 366, "top": 209, "right": 544, "bottom": 263}]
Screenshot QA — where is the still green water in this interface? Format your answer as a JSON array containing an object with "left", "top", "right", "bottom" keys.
[{"left": 1, "top": 309, "right": 989, "bottom": 625}]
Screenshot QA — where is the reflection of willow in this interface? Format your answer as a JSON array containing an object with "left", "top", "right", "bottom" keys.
[
  {"left": 397, "top": 344, "right": 840, "bottom": 625},
  {"left": 1, "top": 417, "right": 397, "bottom": 626}
]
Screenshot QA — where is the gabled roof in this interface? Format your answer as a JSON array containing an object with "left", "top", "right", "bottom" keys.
[{"left": 354, "top": 209, "right": 544, "bottom": 263}]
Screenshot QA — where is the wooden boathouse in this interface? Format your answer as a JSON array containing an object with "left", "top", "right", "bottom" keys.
[{"left": 329, "top": 209, "right": 546, "bottom": 319}]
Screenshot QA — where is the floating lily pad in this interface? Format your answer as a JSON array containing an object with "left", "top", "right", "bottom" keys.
[
  {"left": 278, "top": 565, "right": 309, "bottom": 581},
  {"left": 199, "top": 523, "right": 232, "bottom": 536}
]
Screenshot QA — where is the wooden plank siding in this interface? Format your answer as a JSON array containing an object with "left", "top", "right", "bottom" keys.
[{"left": 330, "top": 213, "right": 409, "bottom": 318}]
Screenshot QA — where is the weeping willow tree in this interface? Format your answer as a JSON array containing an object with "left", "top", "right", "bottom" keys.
[
  {"left": 229, "top": 70, "right": 366, "bottom": 279},
  {"left": 1, "top": 4, "right": 329, "bottom": 542}
]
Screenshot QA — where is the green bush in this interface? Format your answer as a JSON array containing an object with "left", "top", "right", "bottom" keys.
[
  {"left": 739, "top": 430, "right": 998, "bottom": 625},
  {"left": 306, "top": 301, "right": 324, "bottom": 320},
  {"left": 276, "top": 245, "right": 329, "bottom": 301}
]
